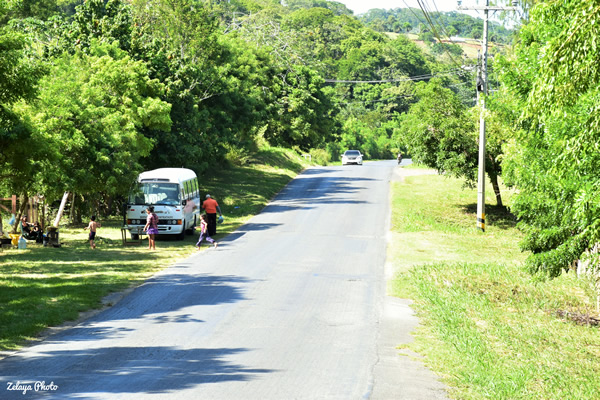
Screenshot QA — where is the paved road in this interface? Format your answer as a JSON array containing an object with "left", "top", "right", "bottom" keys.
[{"left": 1, "top": 160, "right": 447, "bottom": 400}]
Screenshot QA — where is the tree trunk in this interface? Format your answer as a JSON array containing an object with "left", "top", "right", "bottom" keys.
[
  {"left": 489, "top": 173, "right": 503, "bottom": 208},
  {"left": 70, "top": 192, "right": 76, "bottom": 225},
  {"left": 12, "top": 194, "right": 29, "bottom": 234},
  {"left": 105, "top": 195, "right": 113, "bottom": 218},
  {"left": 41, "top": 198, "right": 46, "bottom": 232},
  {"left": 54, "top": 192, "right": 70, "bottom": 227}
]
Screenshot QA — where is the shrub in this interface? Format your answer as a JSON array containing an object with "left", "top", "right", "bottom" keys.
[{"left": 309, "top": 148, "right": 330, "bottom": 166}]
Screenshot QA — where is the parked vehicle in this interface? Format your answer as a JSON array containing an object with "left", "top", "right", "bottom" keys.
[
  {"left": 125, "top": 168, "right": 200, "bottom": 239},
  {"left": 341, "top": 150, "right": 363, "bottom": 165}
]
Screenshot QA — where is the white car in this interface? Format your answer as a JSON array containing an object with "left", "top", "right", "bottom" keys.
[{"left": 341, "top": 150, "right": 363, "bottom": 165}]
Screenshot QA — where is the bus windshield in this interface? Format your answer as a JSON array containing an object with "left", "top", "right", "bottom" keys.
[{"left": 128, "top": 182, "right": 181, "bottom": 206}]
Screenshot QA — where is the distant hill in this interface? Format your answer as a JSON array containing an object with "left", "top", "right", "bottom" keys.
[
  {"left": 359, "top": 7, "right": 515, "bottom": 45},
  {"left": 400, "top": 33, "right": 481, "bottom": 58}
]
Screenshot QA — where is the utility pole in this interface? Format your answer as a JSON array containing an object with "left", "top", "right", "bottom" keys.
[{"left": 458, "top": 0, "right": 518, "bottom": 232}]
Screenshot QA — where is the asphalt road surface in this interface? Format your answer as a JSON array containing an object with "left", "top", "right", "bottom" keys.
[{"left": 1, "top": 160, "right": 447, "bottom": 400}]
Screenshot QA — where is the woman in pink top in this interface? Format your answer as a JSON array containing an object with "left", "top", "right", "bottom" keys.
[{"left": 143, "top": 206, "right": 159, "bottom": 250}]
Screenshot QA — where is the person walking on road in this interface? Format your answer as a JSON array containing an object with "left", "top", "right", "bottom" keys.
[
  {"left": 143, "top": 206, "right": 159, "bottom": 250},
  {"left": 195, "top": 214, "right": 217, "bottom": 250},
  {"left": 202, "top": 194, "right": 223, "bottom": 236}
]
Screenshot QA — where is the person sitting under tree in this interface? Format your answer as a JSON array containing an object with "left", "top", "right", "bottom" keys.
[{"left": 19, "top": 216, "right": 38, "bottom": 241}]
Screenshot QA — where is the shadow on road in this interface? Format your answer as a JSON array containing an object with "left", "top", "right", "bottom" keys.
[
  {"left": 89, "top": 273, "right": 251, "bottom": 324},
  {"left": 1, "top": 346, "right": 274, "bottom": 397}
]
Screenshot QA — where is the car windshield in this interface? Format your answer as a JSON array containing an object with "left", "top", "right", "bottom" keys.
[
  {"left": 344, "top": 150, "right": 361, "bottom": 156},
  {"left": 128, "top": 182, "right": 181, "bottom": 206}
]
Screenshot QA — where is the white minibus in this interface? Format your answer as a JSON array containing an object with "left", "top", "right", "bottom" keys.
[{"left": 125, "top": 168, "right": 200, "bottom": 239}]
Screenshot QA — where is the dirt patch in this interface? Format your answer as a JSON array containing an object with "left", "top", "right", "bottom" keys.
[{"left": 554, "top": 309, "right": 600, "bottom": 327}]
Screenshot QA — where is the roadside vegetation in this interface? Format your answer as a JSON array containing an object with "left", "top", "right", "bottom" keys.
[
  {"left": 2, "top": 0, "right": 600, "bottom": 394},
  {"left": 389, "top": 170, "right": 600, "bottom": 399},
  {"left": 0, "top": 147, "right": 310, "bottom": 353}
]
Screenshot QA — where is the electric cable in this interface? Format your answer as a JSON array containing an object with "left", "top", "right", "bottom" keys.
[
  {"left": 324, "top": 68, "right": 465, "bottom": 84},
  {"left": 416, "top": 0, "right": 464, "bottom": 68}
]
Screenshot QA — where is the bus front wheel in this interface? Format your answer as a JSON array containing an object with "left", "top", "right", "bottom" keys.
[{"left": 185, "top": 216, "right": 196, "bottom": 235}]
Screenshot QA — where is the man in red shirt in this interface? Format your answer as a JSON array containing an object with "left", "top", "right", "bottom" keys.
[{"left": 202, "top": 194, "right": 223, "bottom": 236}]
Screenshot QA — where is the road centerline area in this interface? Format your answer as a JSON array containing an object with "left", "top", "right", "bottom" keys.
[{"left": 1, "top": 161, "right": 447, "bottom": 400}]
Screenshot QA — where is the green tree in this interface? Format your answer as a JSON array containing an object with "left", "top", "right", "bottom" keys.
[
  {"left": 130, "top": 0, "right": 228, "bottom": 171},
  {"left": 399, "top": 79, "right": 506, "bottom": 207},
  {"left": 0, "top": 10, "right": 47, "bottom": 197},
  {"left": 17, "top": 42, "right": 171, "bottom": 202},
  {"left": 499, "top": 1, "right": 600, "bottom": 277},
  {"left": 1, "top": 0, "right": 79, "bottom": 21},
  {"left": 281, "top": 8, "right": 357, "bottom": 76},
  {"left": 471, "top": 25, "right": 483, "bottom": 40},
  {"left": 264, "top": 65, "right": 339, "bottom": 150},
  {"left": 418, "top": 31, "right": 435, "bottom": 44},
  {"left": 385, "top": 35, "right": 431, "bottom": 78},
  {"left": 400, "top": 79, "right": 477, "bottom": 183}
]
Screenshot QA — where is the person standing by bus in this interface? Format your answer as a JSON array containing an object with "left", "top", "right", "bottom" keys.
[
  {"left": 144, "top": 206, "right": 159, "bottom": 250},
  {"left": 202, "top": 194, "right": 223, "bottom": 236}
]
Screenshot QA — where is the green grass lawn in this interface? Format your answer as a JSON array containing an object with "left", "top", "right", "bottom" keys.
[
  {"left": 0, "top": 147, "right": 310, "bottom": 352},
  {"left": 389, "top": 171, "right": 600, "bottom": 399}
]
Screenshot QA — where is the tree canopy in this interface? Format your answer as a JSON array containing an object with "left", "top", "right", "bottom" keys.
[
  {"left": 1, "top": 0, "right": 516, "bottom": 228},
  {"left": 499, "top": 1, "right": 600, "bottom": 277}
]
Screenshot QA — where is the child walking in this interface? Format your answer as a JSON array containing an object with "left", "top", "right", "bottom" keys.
[
  {"left": 84, "top": 215, "right": 101, "bottom": 249},
  {"left": 143, "top": 206, "right": 159, "bottom": 251},
  {"left": 196, "top": 214, "right": 217, "bottom": 250}
]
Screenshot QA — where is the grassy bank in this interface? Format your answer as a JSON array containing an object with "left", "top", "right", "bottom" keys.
[
  {"left": 0, "top": 147, "right": 310, "bottom": 352},
  {"left": 389, "top": 171, "right": 600, "bottom": 399}
]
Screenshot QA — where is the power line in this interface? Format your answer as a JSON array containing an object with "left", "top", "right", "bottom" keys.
[
  {"left": 400, "top": 0, "right": 430, "bottom": 30},
  {"left": 335, "top": 94, "right": 413, "bottom": 106},
  {"left": 324, "top": 68, "right": 465, "bottom": 84},
  {"left": 416, "top": 0, "right": 464, "bottom": 68}
]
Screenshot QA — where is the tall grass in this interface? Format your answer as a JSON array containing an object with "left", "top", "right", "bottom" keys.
[{"left": 389, "top": 172, "right": 600, "bottom": 399}]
